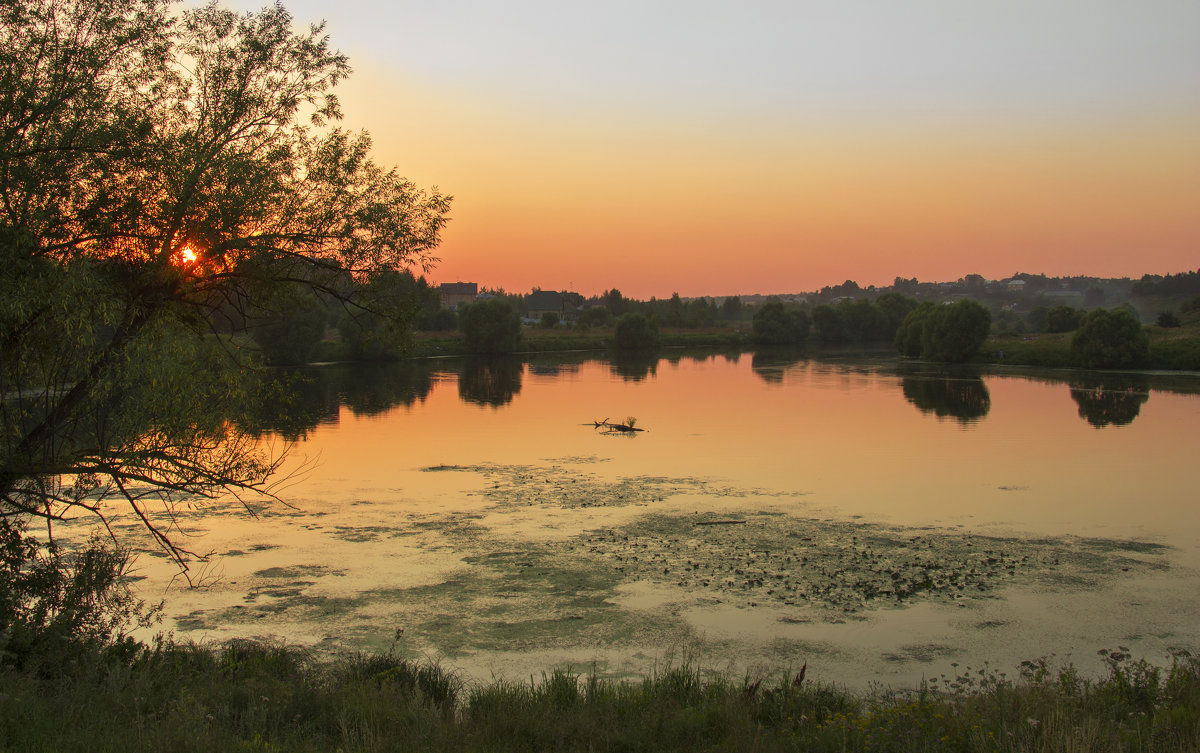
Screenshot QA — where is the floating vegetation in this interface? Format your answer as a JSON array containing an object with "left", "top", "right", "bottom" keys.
[
  {"left": 561, "top": 513, "right": 1169, "bottom": 618},
  {"left": 420, "top": 463, "right": 794, "bottom": 509}
]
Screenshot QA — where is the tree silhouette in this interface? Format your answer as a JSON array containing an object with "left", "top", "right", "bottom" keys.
[{"left": 1, "top": 0, "right": 450, "bottom": 571}]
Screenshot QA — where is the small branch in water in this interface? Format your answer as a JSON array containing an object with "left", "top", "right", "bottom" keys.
[{"left": 591, "top": 417, "right": 646, "bottom": 433}]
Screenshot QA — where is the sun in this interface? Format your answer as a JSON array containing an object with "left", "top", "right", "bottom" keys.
[{"left": 174, "top": 244, "right": 199, "bottom": 267}]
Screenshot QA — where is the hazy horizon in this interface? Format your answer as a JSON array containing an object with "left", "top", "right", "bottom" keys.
[{"left": 222, "top": 0, "right": 1200, "bottom": 299}]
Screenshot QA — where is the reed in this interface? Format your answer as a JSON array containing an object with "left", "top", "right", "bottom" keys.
[{"left": 2, "top": 640, "right": 1197, "bottom": 752}]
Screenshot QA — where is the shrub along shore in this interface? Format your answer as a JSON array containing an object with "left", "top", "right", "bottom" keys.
[
  {"left": 353, "top": 322, "right": 1200, "bottom": 371},
  {"left": 1, "top": 640, "right": 1198, "bottom": 752}
]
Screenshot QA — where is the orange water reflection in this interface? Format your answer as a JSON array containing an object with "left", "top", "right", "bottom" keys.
[
  {"left": 285, "top": 355, "right": 1199, "bottom": 550},
  {"left": 92, "top": 353, "right": 1200, "bottom": 688}
]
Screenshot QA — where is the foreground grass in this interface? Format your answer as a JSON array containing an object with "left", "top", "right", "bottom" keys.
[{"left": 2, "top": 642, "right": 1198, "bottom": 752}]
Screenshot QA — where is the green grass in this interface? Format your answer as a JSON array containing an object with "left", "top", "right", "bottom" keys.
[
  {"left": 980, "top": 321, "right": 1200, "bottom": 371},
  {"left": 978, "top": 332, "right": 1075, "bottom": 368},
  {"left": 2, "top": 641, "right": 1198, "bottom": 752}
]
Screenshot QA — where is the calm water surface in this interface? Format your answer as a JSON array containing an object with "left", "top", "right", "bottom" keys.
[{"left": 110, "top": 351, "right": 1200, "bottom": 688}]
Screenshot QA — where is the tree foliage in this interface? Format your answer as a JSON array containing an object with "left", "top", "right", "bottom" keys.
[
  {"left": 0, "top": 519, "right": 157, "bottom": 666},
  {"left": 1045, "top": 305, "right": 1084, "bottom": 333},
  {"left": 894, "top": 302, "right": 937, "bottom": 357},
  {"left": 1070, "top": 308, "right": 1149, "bottom": 369},
  {"left": 895, "top": 300, "right": 990, "bottom": 363},
  {"left": 458, "top": 299, "right": 522, "bottom": 354},
  {"left": 613, "top": 313, "right": 659, "bottom": 350},
  {"left": 920, "top": 300, "right": 991, "bottom": 362},
  {"left": 1, "top": 0, "right": 450, "bottom": 570},
  {"left": 751, "top": 301, "right": 810, "bottom": 345}
]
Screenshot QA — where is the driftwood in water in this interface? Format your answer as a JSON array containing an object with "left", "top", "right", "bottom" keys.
[{"left": 593, "top": 417, "right": 646, "bottom": 433}]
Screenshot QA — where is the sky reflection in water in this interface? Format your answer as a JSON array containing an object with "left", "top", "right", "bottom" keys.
[{"left": 108, "top": 352, "right": 1200, "bottom": 687}]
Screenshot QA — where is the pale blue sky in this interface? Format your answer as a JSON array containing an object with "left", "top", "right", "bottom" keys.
[{"left": 238, "top": 0, "right": 1200, "bottom": 120}]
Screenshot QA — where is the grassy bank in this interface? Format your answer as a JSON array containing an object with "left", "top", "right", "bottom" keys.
[
  {"left": 2, "top": 641, "right": 1198, "bottom": 752},
  {"left": 978, "top": 322, "right": 1200, "bottom": 371}
]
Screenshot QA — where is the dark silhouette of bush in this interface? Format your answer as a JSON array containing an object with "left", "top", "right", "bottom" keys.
[
  {"left": 458, "top": 299, "right": 523, "bottom": 354},
  {"left": 920, "top": 300, "right": 991, "bottom": 362},
  {"left": 896, "top": 300, "right": 990, "bottom": 362},
  {"left": 1045, "top": 305, "right": 1084, "bottom": 333},
  {"left": 614, "top": 313, "right": 659, "bottom": 350},
  {"left": 751, "top": 301, "right": 810, "bottom": 345},
  {"left": 1156, "top": 311, "right": 1182, "bottom": 328},
  {"left": 1071, "top": 308, "right": 1148, "bottom": 369},
  {"left": 894, "top": 302, "right": 937, "bottom": 357}
]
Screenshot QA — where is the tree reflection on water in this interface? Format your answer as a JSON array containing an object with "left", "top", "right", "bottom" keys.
[
  {"left": 610, "top": 351, "right": 658, "bottom": 381},
  {"left": 1069, "top": 375, "right": 1150, "bottom": 427},
  {"left": 458, "top": 357, "right": 524, "bottom": 407},
  {"left": 900, "top": 373, "right": 991, "bottom": 424}
]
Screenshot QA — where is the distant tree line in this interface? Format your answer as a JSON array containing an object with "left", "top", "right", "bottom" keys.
[
  {"left": 1131, "top": 269, "right": 1200, "bottom": 298},
  {"left": 248, "top": 272, "right": 1183, "bottom": 363}
]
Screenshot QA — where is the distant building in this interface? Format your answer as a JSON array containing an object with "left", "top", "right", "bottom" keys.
[
  {"left": 1005, "top": 279, "right": 1027, "bottom": 292},
  {"left": 525, "top": 290, "right": 581, "bottom": 323},
  {"left": 525, "top": 290, "right": 564, "bottom": 322},
  {"left": 439, "top": 282, "right": 478, "bottom": 310}
]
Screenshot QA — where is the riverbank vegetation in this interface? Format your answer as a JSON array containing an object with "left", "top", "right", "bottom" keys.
[{"left": 2, "top": 637, "right": 1198, "bottom": 752}]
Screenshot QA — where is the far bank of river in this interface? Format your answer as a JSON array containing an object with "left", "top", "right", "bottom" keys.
[{"left": 376, "top": 323, "right": 1200, "bottom": 371}]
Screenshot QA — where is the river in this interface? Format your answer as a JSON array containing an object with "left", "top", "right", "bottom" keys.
[{"left": 93, "top": 350, "right": 1200, "bottom": 688}]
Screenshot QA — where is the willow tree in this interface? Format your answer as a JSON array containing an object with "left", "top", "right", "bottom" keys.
[{"left": 1, "top": 0, "right": 451, "bottom": 570}]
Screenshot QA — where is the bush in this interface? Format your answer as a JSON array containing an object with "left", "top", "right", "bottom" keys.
[
  {"left": 921, "top": 300, "right": 991, "bottom": 362},
  {"left": 1045, "top": 305, "right": 1084, "bottom": 333},
  {"left": 897, "top": 300, "right": 990, "bottom": 362},
  {"left": 811, "top": 304, "right": 848, "bottom": 344},
  {"left": 1071, "top": 308, "right": 1149, "bottom": 369},
  {"left": 613, "top": 313, "right": 659, "bottom": 350},
  {"left": 1156, "top": 311, "right": 1182, "bottom": 328},
  {"left": 458, "top": 299, "right": 523, "bottom": 354},
  {"left": 577, "top": 306, "right": 610, "bottom": 327},
  {"left": 894, "top": 302, "right": 936, "bottom": 357},
  {"left": 417, "top": 307, "right": 458, "bottom": 332},
  {"left": 751, "top": 302, "right": 810, "bottom": 345},
  {"left": 0, "top": 520, "right": 158, "bottom": 667},
  {"left": 539, "top": 312, "right": 560, "bottom": 328}
]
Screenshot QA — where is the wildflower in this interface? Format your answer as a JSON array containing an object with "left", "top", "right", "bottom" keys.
[{"left": 1027, "top": 718, "right": 1040, "bottom": 727}]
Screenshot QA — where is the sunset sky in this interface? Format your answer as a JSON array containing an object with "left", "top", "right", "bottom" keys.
[{"left": 226, "top": 0, "right": 1200, "bottom": 298}]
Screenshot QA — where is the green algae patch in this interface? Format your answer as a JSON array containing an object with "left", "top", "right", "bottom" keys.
[
  {"left": 420, "top": 462, "right": 797, "bottom": 509},
  {"left": 366, "top": 543, "right": 684, "bottom": 657},
  {"left": 555, "top": 513, "right": 1170, "bottom": 620}
]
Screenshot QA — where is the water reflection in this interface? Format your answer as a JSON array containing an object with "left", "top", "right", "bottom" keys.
[
  {"left": 239, "top": 362, "right": 440, "bottom": 439},
  {"left": 238, "top": 369, "right": 340, "bottom": 441},
  {"left": 610, "top": 351, "right": 658, "bottom": 381},
  {"left": 750, "top": 348, "right": 806, "bottom": 384},
  {"left": 1069, "top": 375, "right": 1150, "bottom": 428},
  {"left": 901, "top": 373, "right": 991, "bottom": 424},
  {"left": 459, "top": 357, "right": 524, "bottom": 407},
  {"left": 244, "top": 352, "right": 1197, "bottom": 442},
  {"left": 340, "top": 362, "right": 435, "bottom": 416}
]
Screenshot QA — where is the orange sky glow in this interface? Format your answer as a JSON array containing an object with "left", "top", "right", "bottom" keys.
[
  {"left": 352, "top": 73, "right": 1200, "bottom": 298},
  {"left": 222, "top": 0, "right": 1200, "bottom": 299}
]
